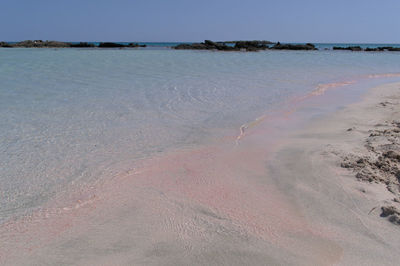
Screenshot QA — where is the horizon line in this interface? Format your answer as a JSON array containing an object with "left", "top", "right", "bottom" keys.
[{"left": 3, "top": 40, "right": 400, "bottom": 44}]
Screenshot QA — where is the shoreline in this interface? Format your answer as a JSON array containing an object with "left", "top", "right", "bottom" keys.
[
  {"left": 1, "top": 81, "right": 400, "bottom": 265},
  {"left": 269, "top": 82, "right": 400, "bottom": 264}
]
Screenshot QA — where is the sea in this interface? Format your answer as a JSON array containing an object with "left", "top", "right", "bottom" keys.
[{"left": 2, "top": 43, "right": 400, "bottom": 225}]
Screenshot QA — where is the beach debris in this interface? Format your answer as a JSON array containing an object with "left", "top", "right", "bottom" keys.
[
  {"left": 340, "top": 119, "right": 400, "bottom": 225},
  {"left": 380, "top": 206, "right": 400, "bottom": 225}
]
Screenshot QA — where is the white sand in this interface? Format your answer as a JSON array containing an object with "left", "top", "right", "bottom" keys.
[{"left": 269, "top": 82, "right": 400, "bottom": 265}]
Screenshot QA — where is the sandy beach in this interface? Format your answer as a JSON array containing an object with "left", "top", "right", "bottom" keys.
[
  {"left": 269, "top": 82, "right": 400, "bottom": 264},
  {"left": 0, "top": 81, "right": 399, "bottom": 265}
]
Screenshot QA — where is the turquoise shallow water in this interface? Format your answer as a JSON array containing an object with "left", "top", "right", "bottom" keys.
[{"left": 1, "top": 48, "right": 400, "bottom": 223}]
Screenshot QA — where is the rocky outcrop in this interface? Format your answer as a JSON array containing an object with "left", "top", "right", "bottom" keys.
[
  {"left": 234, "top": 41, "right": 270, "bottom": 51},
  {"left": 70, "top": 42, "right": 95, "bottom": 48},
  {"left": 333, "top": 46, "right": 362, "bottom": 51},
  {"left": 334, "top": 46, "right": 400, "bottom": 52},
  {"left": 98, "top": 42, "right": 146, "bottom": 48},
  {"left": 11, "top": 40, "right": 71, "bottom": 48},
  {"left": 98, "top": 42, "right": 126, "bottom": 48},
  {"left": 369, "top": 47, "right": 400, "bottom": 52},
  {"left": 128, "top": 43, "right": 147, "bottom": 48},
  {"left": 225, "top": 40, "right": 274, "bottom": 45},
  {"left": 175, "top": 40, "right": 317, "bottom": 51},
  {"left": 271, "top": 42, "right": 317, "bottom": 50},
  {"left": 387, "top": 47, "right": 400, "bottom": 51},
  {"left": 0, "top": 42, "right": 12, "bottom": 47},
  {"left": 365, "top": 47, "right": 379, "bottom": 52},
  {"left": 175, "top": 40, "right": 237, "bottom": 51},
  {"left": 0, "top": 40, "right": 148, "bottom": 48},
  {"left": 175, "top": 40, "right": 278, "bottom": 51}
]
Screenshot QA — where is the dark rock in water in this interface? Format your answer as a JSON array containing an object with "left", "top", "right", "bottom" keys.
[
  {"left": 204, "top": 40, "right": 217, "bottom": 46},
  {"left": 365, "top": 47, "right": 379, "bottom": 52},
  {"left": 70, "top": 42, "right": 95, "bottom": 48},
  {"left": 98, "top": 42, "right": 126, "bottom": 48},
  {"left": 225, "top": 40, "right": 274, "bottom": 45},
  {"left": 271, "top": 43, "right": 317, "bottom": 50},
  {"left": 174, "top": 43, "right": 197, "bottom": 50},
  {"left": 174, "top": 40, "right": 237, "bottom": 51},
  {"left": 234, "top": 41, "right": 269, "bottom": 50},
  {"left": 333, "top": 46, "right": 362, "bottom": 51},
  {"left": 198, "top": 40, "right": 234, "bottom": 50},
  {"left": 376, "top": 46, "right": 400, "bottom": 51},
  {"left": 350, "top": 46, "right": 362, "bottom": 51},
  {"left": 364, "top": 46, "right": 400, "bottom": 52},
  {"left": 128, "top": 43, "right": 147, "bottom": 48},
  {"left": 175, "top": 40, "right": 317, "bottom": 51},
  {"left": 12, "top": 40, "right": 71, "bottom": 48},
  {"left": 175, "top": 43, "right": 207, "bottom": 50},
  {"left": 344, "top": 46, "right": 400, "bottom": 52},
  {"left": 98, "top": 42, "right": 146, "bottom": 48},
  {"left": 333, "top": 46, "right": 346, "bottom": 50},
  {"left": 0, "top": 42, "right": 12, "bottom": 48}
]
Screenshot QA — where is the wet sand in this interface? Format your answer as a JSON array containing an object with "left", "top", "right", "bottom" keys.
[{"left": 1, "top": 82, "right": 400, "bottom": 265}]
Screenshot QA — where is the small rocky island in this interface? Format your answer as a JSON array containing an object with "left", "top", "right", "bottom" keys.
[
  {"left": 0, "top": 40, "right": 146, "bottom": 48},
  {"left": 333, "top": 46, "right": 400, "bottom": 52},
  {"left": 174, "top": 40, "right": 317, "bottom": 51}
]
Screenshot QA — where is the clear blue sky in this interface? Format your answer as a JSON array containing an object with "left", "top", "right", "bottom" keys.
[{"left": 1, "top": 0, "right": 399, "bottom": 43}]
